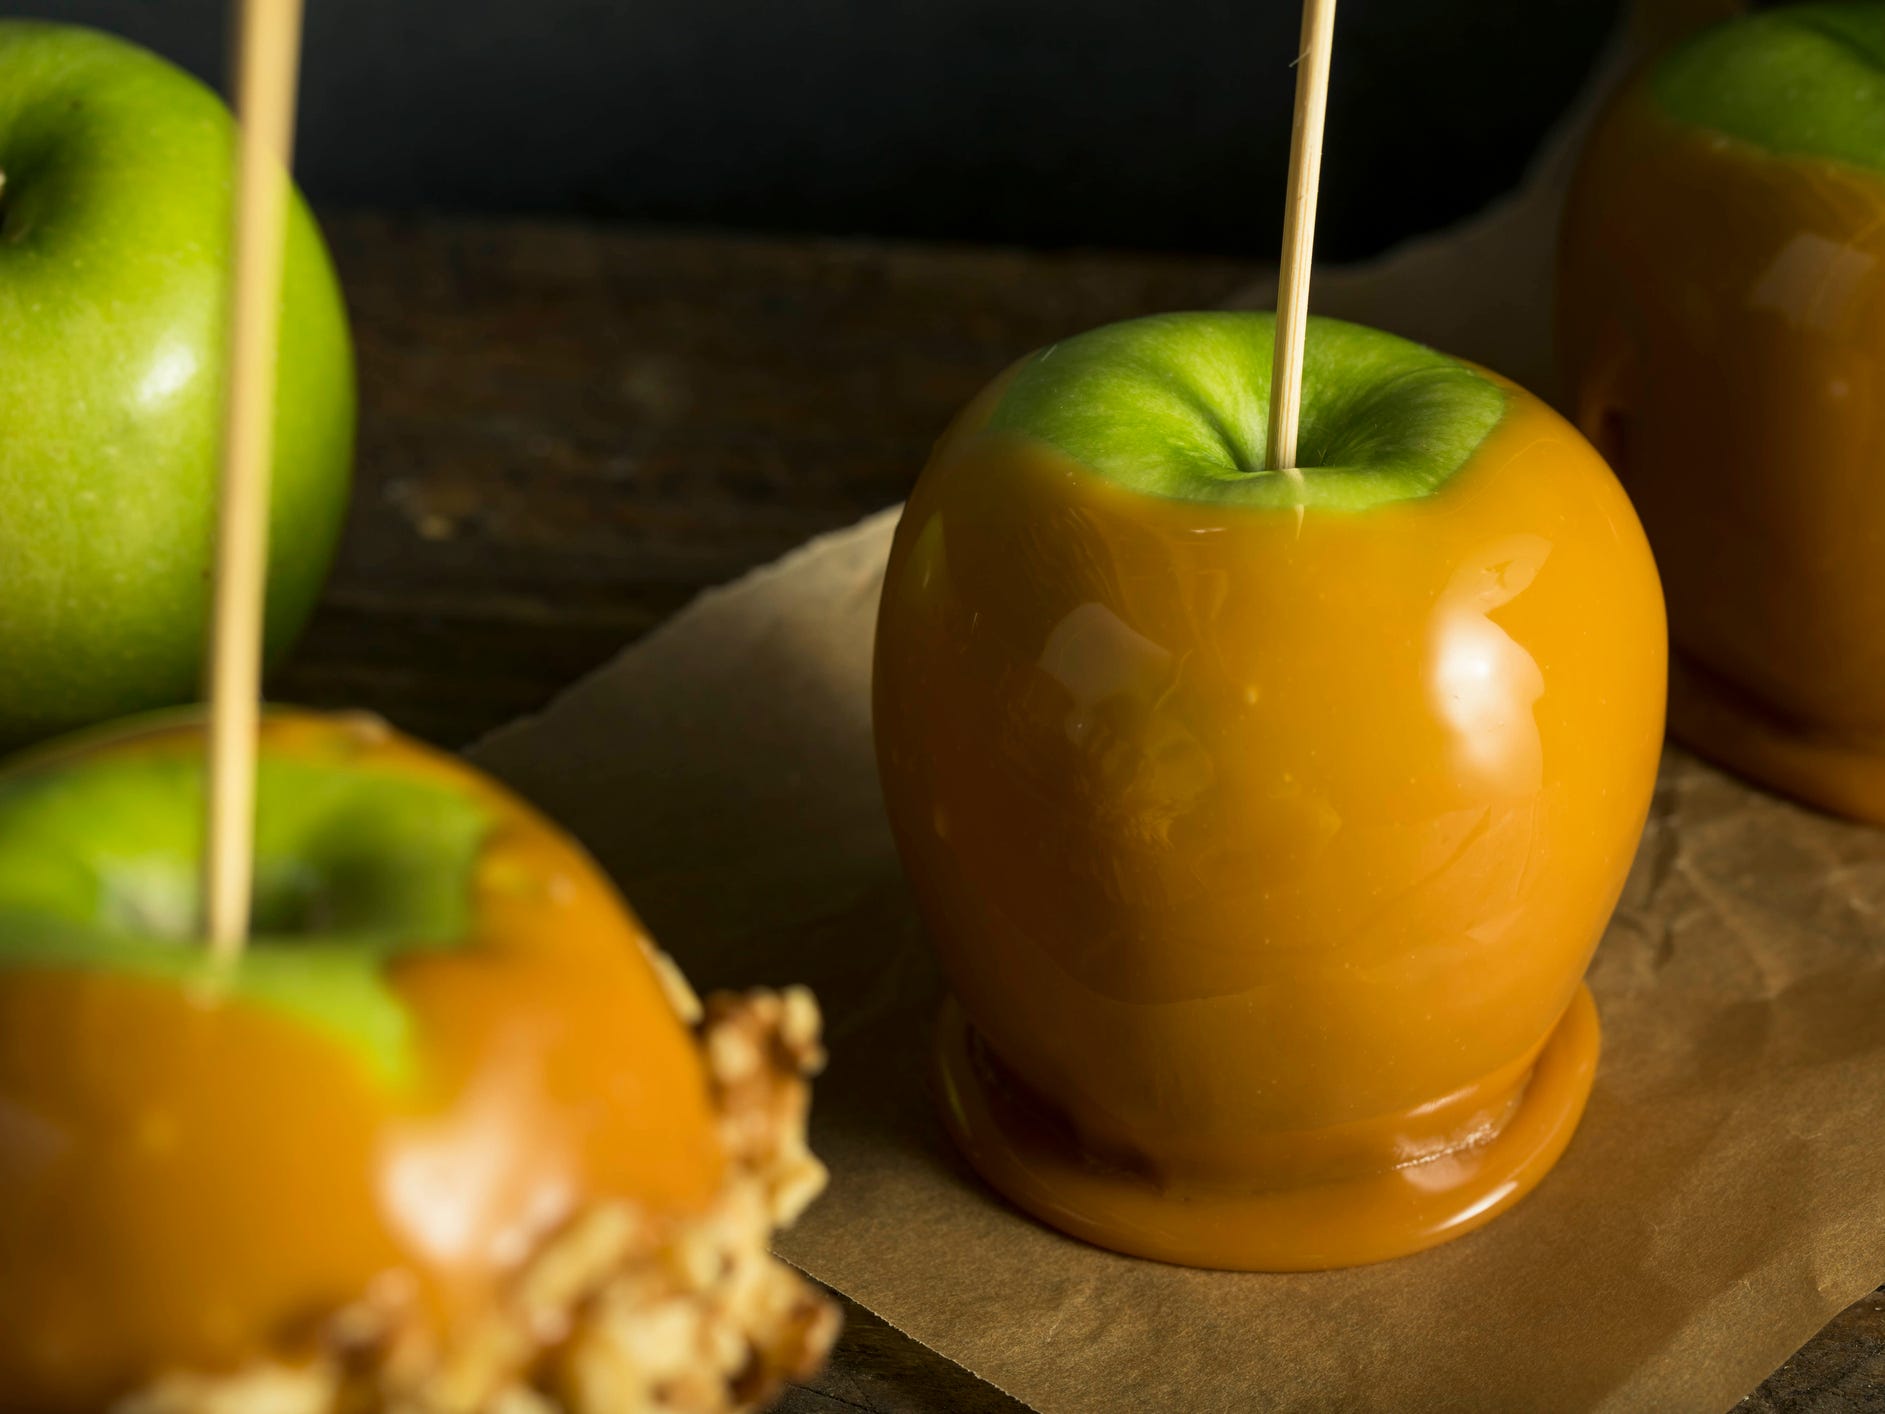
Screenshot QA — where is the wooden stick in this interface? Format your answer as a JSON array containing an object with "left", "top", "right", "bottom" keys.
[
  {"left": 205, "top": 0, "right": 306, "bottom": 962},
  {"left": 1266, "top": 0, "right": 1338, "bottom": 476}
]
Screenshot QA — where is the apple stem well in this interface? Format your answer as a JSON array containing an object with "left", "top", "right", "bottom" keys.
[
  {"left": 984, "top": 311, "right": 1508, "bottom": 513},
  {"left": 1266, "top": 0, "right": 1338, "bottom": 479}
]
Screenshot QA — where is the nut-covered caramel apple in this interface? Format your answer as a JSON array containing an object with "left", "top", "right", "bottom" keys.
[
  {"left": 0, "top": 710, "right": 835, "bottom": 1412},
  {"left": 874, "top": 312, "right": 1665, "bottom": 1269}
]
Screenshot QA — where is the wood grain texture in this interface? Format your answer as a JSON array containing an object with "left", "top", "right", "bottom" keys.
[{"left": 274, "top": 213, "right": 1884, "bottom": 1412}]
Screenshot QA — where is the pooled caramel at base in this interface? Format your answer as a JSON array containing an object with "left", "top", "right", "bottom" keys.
[
  {"left": 936, "top": 989, "right": 1600, "bottom": 1271},
  {"left": 1667, "top": 656, "right": 1885, "bottom": 825}
]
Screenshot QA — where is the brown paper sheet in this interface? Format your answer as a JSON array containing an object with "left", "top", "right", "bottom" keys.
[{"left": 472, "top": 510, "right": 1885, "bottom": 1413}]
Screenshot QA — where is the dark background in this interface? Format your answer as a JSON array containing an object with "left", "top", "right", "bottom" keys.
[{"left": 32, "top": 0, "right": 1619, "bottom": 258}]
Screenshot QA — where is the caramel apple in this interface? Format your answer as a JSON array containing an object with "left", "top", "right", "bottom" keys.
[
  {"left": 1559, "top": 3, "right": 1885, "bottom": 819},
  {"left": 0, "top": 710, "right": 835, "bottom": 1412},
  {"left": 873, "top": 311, "right": 1666, "bottom": 1269}
]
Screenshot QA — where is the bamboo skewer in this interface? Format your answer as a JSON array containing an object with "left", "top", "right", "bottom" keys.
[
  {"left": 205, "top": 0, "right": 306, "bottom": 962},
  {"left": 1266, "top": 0, "right": 1338, "bottom": 478}
]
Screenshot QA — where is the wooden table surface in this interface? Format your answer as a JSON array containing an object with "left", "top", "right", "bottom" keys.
[{"left": 277, "top": 213, "right": 1885, "bottom": 1412}]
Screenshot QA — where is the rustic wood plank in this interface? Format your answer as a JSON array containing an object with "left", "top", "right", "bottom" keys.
[
  {"left": 274, "top": 213, "right": 1884, "bottom": 1411},
  {"left": 777, "top": 1295, "right": 1026, "bottom": 1414},
  {"left": 1741, "top": 1292, "right": 1885, "bottom": 1411}
]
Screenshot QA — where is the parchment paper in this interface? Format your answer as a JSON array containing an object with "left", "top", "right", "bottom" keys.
[
  {"left": 472, "top": 510, "right": 1885, "bottom": 1413},
  {"left": 465, "top": 6, "right": 1885, "bottom": 1408}
]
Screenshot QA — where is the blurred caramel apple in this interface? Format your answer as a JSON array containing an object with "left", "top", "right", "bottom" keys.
[
  {"left": 0, "top": 710, "right": 834, "bottom": 1412},
  {"left": 874, "top": 312, "right": 1665, "bottom": 1269},
  {"left": 1559, "top": 3, "right": 1885, "bottom": 819}
]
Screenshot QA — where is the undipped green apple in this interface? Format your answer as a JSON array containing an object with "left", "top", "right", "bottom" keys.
[{"left": 0, "top": 22, "right": 353, "bottom": 746}]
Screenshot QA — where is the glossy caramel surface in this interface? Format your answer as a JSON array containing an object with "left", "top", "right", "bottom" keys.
[
  {"left": 0, "top": 713, "right": 723, "bottom": 1411},
  {"left": 874, "top": 380, "right": 1665, "bottom": 1264},
  {"left": 1559, "top": 87, "right": 1885, "bottom": 815}
]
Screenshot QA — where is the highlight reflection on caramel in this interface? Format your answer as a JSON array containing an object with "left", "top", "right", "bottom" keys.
[
  {"left": 1559, "top": 87, "right": 1885, "bottom": 818},
  {"left": 0, "top": 714, "right": 723, "bottom": 1412},
  {"left": 874, "top": 381, "right": 1666, "bottom": 1269}
]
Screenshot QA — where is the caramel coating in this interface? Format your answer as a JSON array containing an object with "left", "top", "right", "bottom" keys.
[{"left": 119, "top": 989, "right": 837, "bottom": 1414}]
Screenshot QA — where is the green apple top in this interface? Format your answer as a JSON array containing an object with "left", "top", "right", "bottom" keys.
[
  {"left": 1653, "top": 3, "right": 1885, "bottom": 172},
  {"left": 984, "top": 311, "right": 1508, "bottom": 511},
  {"left": 0, "top": 729, "right": 489, "bottom": 1083},
  {"left": 0, "top": 22, "right": 354, "bottom": 745}
]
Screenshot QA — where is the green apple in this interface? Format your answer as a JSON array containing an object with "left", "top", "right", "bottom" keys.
[
  {"left": 0, "top": 713, "right": 488, "bottom": 1082},
  {"left": 985, "top": 312, "right": 1509, "bottom": 509},
  {"left": 1653, "top": 4, "right": 1885, "bottom": 171},
  {"left": 0, "top": 22, "right": 354, "bottom": 746}
]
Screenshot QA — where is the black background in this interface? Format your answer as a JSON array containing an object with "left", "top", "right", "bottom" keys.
[{"left": 29, "top": 0, "right": 1621, "bottom": 259}]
